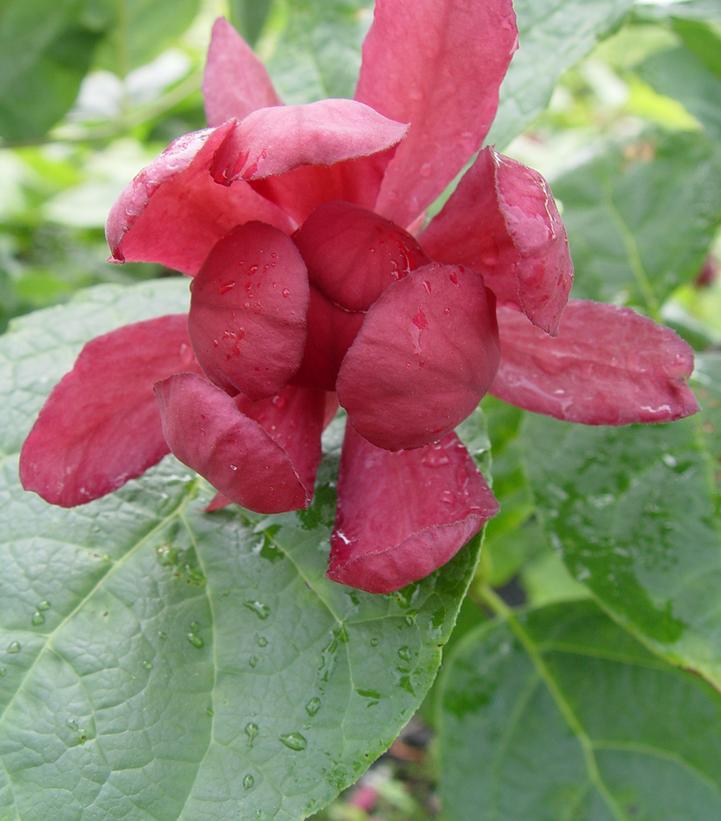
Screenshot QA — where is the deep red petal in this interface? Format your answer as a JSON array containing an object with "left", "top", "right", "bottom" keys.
[
  {"left": 294, "top": 201, "right": 429, "bottom": 311},
  {"left": 421, "top": 148, "right": 573, "bottom": 335},
  {"left": 20, "top": 315, "right": 199, "bottom": 507},
  {"left": 203, "top": 18, "right": 281, "bottom": 126},
  {"left": 213, "top": 99, "right": 408, "bottom": 183},
  {"left": 207, "top": 388, "right": 336, "bottom": 512},
  {"left": 155, "top": 374, "right": 324, "bottom": 513},
  {"left": 355, "top": 0, "right": 517, "bottom": 228},
  {"left": 337, "top": 263, "right": 500, "bottom": 450},
  {"left": 327, "top": 426, "right": 499, "bottom": 594},
  {"left": 188, "top": 222, "right": 309, "bottom": 399},
  {"left": 106, "top": 123, "right": 293, "bottom": 275},
  {"left": 292, "top": 287, "right": 365, "bottom": 391},
  {"left": 491, "top": 302, "right": 699, "bottom": 424}
]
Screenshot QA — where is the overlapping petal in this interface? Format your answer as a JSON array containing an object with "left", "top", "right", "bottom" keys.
[
  {"left": 294, "top": 201, "right": 429, "bottom": 311},
  {"left": 155, "top": 374, "right": 325, "bottom": 513},
  {"left": 491, "top": 302, "right": 699, "bottom": 424},
  {"left": 188, "top": 221, "right": 309, "bottom": 398},
  {"left": 356, "top": 0, "right": 518, "bottom": 228},
  {"left": 337, "top": 263, "right": 500, "bottom": 450},
  {"left": 203, "top": 17, "right": 281, "bottom": 126},
  {"left": 292, "top": 288, "right": 365, "bottom": 391},
  {"left": 20, "top": 315, "right": 199, "bottom": 507},
  {"left": 421, "top": 148, "right": 573, "bottom": 334},
  {"left": 213, "top": 99, "right": 408, "bottom": 183},
  {"left": 327, "top": 426, "right": 499, "bottom": 594},
  {"left": 106, "top": 122, "right": 292, "bottom": 275}
]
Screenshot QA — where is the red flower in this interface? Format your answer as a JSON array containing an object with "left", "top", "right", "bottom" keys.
[{"left": 20, "top": 2, "right": 698, "bottom": 594}]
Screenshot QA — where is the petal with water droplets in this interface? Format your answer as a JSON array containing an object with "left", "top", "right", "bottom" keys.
[
  {"left": 155, "top": 374, "right": 324, "bottom": 513},
  {"left": 421, "top": 148, "right": 573, "bottom": 334},
  {"left": 491, "top": 302, "right": 699, "bottom": 424},
  {"left": 188, "top": 222, "right": 309, "bottom": 399},
  {"left": 20, "top": 315, "right": 200, "bottom": 507},
  {"left": 106, "top": 122, "right": 292, "bottom": 275},
  {"left": 327, "top": 426, "right": 499, "bottom": 594},
  {"left": 337, "top": 263, "right": 500, "bottom": 450}
]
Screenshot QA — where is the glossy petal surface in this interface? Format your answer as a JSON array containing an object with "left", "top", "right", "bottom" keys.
[
  {"left": 327, "top": 427, "right": 499, "bottom": 594},
  {"left": 294, "top": 201, "right": 429, "bottom": 311},
  {"left": 216, "top": 99, "right": 408, "bottom": 183},
  {"left": 337, "top": 263, "right": 500, "bottom": 450},
  {"left": 188, "top": 222, "right": 309, "bottom": 398},
  {"left": 106, "top": 123, "right": 292, "bottom": 275},
  {"left": 491, "top": 302, "right": 699, "bottom": 424},
  {"left": 155, "top": 374, "right": 324, "bottom": 513},
  {"left": 421, "top": 148, "right": 573, "bottom": 334},
  {"left": 20, "top": 315, "right": 198, "bottom": 507},
  {"left": 356, "top": 0, "right": 517, "bottom": 228},
  {"left": 203, "top": 17, "right": 281, "bottom": 126}
]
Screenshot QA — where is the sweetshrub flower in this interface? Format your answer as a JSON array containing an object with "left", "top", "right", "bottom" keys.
[{"left": 20, "top": 0, "right": 698, "bottom": 594}]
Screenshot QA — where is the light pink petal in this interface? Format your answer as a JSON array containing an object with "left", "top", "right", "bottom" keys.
[
  {"left": 203, "top": 18, "right": 281, "bottom": 126},
  {"left": 213, "top": 99, "right": 408, "bottom": 183},
  {"left": 293, "top": 201, "right": 429, "bottom": 311},
  {"left": 421, "top": 148, "right": 573, "bottom": 334},
  {"left": 327, "top": 426, "right": 499, "bottom": 594},
  {"left": 356, "top": 0, "right": 518, "bottom": 228},
  {"left": 337, "top": 263, "right": 500, "bottom": 451},
  {"left": 106, "top": 122, "right": 292, "bottom": 275},
  {"left": 155, "top": 374, "right": 325, "bottom": 513},
  {"left": 491, "top": 302, "right": 699, "bottom": 424},
  {"left": 188, "top": 221, "right": 309, "bottom": 398},
  {"left": 20, "top": 315, "right": 199, "bottom": 507}
]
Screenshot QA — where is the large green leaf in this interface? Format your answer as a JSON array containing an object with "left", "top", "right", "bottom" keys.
[
  {"left": 487, "top": 0, "right": 635, "bottom": 148},
  {"left": 261, "top": 0, "right": 372, "bottom": 103},
  {"left": 521, "top": 353, "right": 721, "bottom": 687},
  {"left": 0, "top": 0, "right": 100, "bottom": 141},
  {"left": 553, "top": 131, "right": 721, "bottom": 311},
  {"left": 0, "top": 280, "right": 482, "bottom": 819},
  {"left": 438, "top": 599, "right": 721, "bottom": 819}
]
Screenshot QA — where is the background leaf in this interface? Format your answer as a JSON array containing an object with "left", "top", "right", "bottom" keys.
[
  {"left": 487, "top": 0, "right": 636, "bottom": 148},
  {"left": 0, "top": 279, "right": 483, "bottom": 819},
  {"left": 553, "top": 131, "right": 721, "bottom": 312},
  {"left": 521, "top": 353, "right": 721, "bottom": 687},
  {"left": 438, "top": 599, "right": 721, "bottom": 820}
]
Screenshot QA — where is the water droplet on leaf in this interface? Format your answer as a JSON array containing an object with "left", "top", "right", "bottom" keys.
[{"left": 279, "top": 731, "right": 307, "bottom": 751}]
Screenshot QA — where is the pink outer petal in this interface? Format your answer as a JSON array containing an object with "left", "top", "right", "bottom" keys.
[
  {"left": 491, "top": 302, "right": 700, "bottom": 424},
  {"left": 355, "top": 0, "right": 518, "bottom": 228},
  {"left": 214, "top": 99, "right": 408, "bottom": 183},
  {"left": 155, "top": 374, "right": 325, "bottom": 514},
  {"left": 188, "top": 221, "right": 309, "bottom": 399},
  {"left": 293, "top": 201, "right": 429, "bottom": 311},
  {"left": 327, "top": 426, "right": 499, "bottom": 594},
  {"left": 337, "top": 263, "right": 500, "bottom": 451},
  {"left": 421, "top": 148, "right": 573, "bottom": 335},
  {"left": 106, "top": 122, "right": 293, "bottom": 275},
  {"left": 203, "top": 18, "right": 281, "bottom": 126},
  {"left": 20, "top": 315, "right": 199, "bottom": 507}
]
